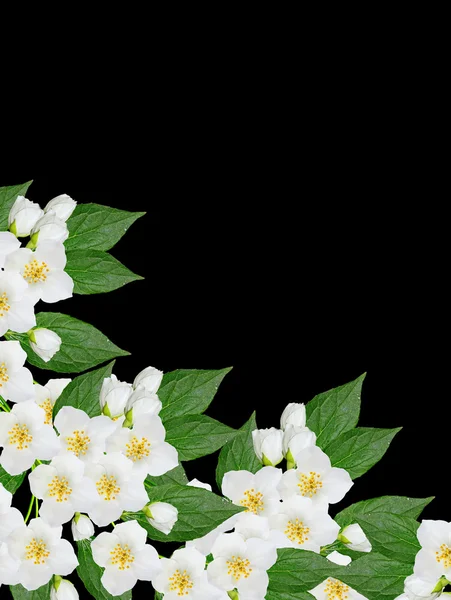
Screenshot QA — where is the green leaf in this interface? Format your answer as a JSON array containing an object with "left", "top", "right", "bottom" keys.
[
  {"left": 20, "top": 312, "right": 129, "bottom": 373},
  {"left": 65, "top": 249, "right": 143, "bottom": 295},
  {"left": 216, "top": 412, "right": 261, "bottom": 490},
  {"left": 76, "top": 539, "right": 132, "bottom": 600},
  {"left": 335, "top": 495, "right": 435, "bottom": 527},
  {"left": 325, "top": 427, "right": 402, "bottom": 479},
  {"left": 165, "top": 414, "right": 238, "bottom": 461},
  {"left": 305, "top": 373, "right": 365, "bottom": 449},
  {"left": 146, "top": 464, "right": 188, "bottom": 487},
  {"left": 159, "top": 368, "right": 232, "bottom": 421},
  {"left": 123, "top": 482, "right": 244, "bottom": 542},
  {"left": 53, "top": 361, "right": 115, "bottom": 419},
  {"left": 0, "top": 465, "right": 26, "bottom": 493},
  {"left": 66, "top": 203, "right": 145, "bottom": 251},
  {"left": 0, "top": 180, "right": 33, "bottom": 231},
  {"left": 10, "top": 583, "right": 52, "bottom": 600}
]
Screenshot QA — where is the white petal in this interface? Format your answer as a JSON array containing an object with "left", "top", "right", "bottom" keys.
[
  {"left": 45, "top": 379, "right": 71, "bottom": 403},
  {"left": 0, "top": 446, "right": 35, "bottom": 475},
  {"left": 0, "top": 507, "right": 24, "bottom": 541},
  {"left": 171, "top": 547, "right": 206, "bottom": 578},
  {"left": 4, "top": 367, "right": 34, "bottom": 403},
  {"left": 133, "top": 414, "right": 166, "bottom": 442},
  {"left": 18, "top": 563, "right": 52, "bottom": 591},
  {"left": 101, "top": 567, "right": 137, "bottom": 596},
  {"left": 114, "top": 520, "right": 148, "bottom": 551},
  {"left": 207, "top": 557, "right": 234, "bottom": 591},
  {"left": 28, "top": 518, "right": 62, "bottom": 545},
  {"left": 48, "top": 539, "right": 78, "bottom": 575},
  {"left": 120, "top": 479, "right": 149, "bottom": 512},
  {"left": 0, "top": 412, "right": 17, "bottom": 444},
  {"left": 322, "top": 468, "right": 353, "bottom": 503},
  {"left": 417, "top": 520, "right": 451, "bottom": 550},
  {"left": 211, "top": 532, "right": 246, "bottom": 559},
  {"left": 28, "top": 464, "right": 57, "bottom": 498},
  {"left": 254, "top": 466, "right": 283, "bottom": 496},
  {"left": 237, "top": 568, "right": 268, "bottom": 596},
  {"left": 39, "top": 270, "right": 73, "bottom": 303},
  {"left": 295, "top": 446, "right": 331, "bottom": 472},
  {"left": 32, "top": 425, "right": 60, "bottom": 460},
  {"left": 222, "top": 471, "right": 254, "bottom": 502},
  {"left": 54, "top": 406, "right": 89, "bottom": 435},
  {"left": 91, "top": 532, "right": 119, "bottom": 567},
  {"left": 86, "top": 415, "right": 117, "bottom": 439},
  {"left": 35, "top": 242, "right": 67, "bottom": 269},
  {"left": 327, "top": 551, "right": 352, "bottom": 566},
  {"left": 246, "top": 537, "right": 278, "bottom": 569},
  {"left": 235, "top": 514, "right": 270, "bottom": 541},
  {"left": 39, "top": 499, "right": 75, "bottom": 526},
  {"left": 132, "top": 544, "right": 161, "bottom": 580},
  {"left": 146, "top": 442, "right": 179, "bottom": 476},
  {"left": 11, "top": 400, "right": 45, "bottom": 427},
  {"left": 4, "top": 298, "right": 36, "bottom": 334},
  {"left": 89, "top": 501, "right": 123, "bottom": 527},
  {"left": 70, "top": 478, "right": 99, "bottom": 513},
  {"left": 3, "top": 248, "right": 31, "bottom": 274}
]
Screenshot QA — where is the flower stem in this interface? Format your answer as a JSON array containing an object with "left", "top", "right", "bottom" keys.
[
  {"left": 24, "top": 496, "right": 36, "bottom": 524},
  {"left": 111, "top": 522, "right": 116, "bottom": 527},
  {"left": 35, "top": 497, "right": 39, "bottom": 518}
]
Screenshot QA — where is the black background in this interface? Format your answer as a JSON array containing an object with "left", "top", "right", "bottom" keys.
[{"left": 0, "top": 170, "right": 446, "bottom": 597}]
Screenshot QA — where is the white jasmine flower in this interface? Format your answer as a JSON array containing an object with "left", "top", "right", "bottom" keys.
[
  {"left": 222, "top": 467, "right": 283, "bottom": 518},
  {"left": 29, "top": 328, "right": 62, "bottom": 362},
  {"left": 0, "top": 271, "right": 36, "bottom": 337},
  {"left": 91, "top": 520, "right": 160, "bottom": 596},
  {"left": 207, "top": 531, "right": 277, "bottom": 598},
  {"left": 0, "top": 483, "right": 25, "bottom": 542},
  {"left": 7, "top": 517, "right": 78, "bottom": 591},
  {"left": 51, "top": 578, "right": 79, "bottom": 600},
  {"left": 124, "top": 385, "right": 162, "bottom": 425},
  {"left": 0, "top": 541, "right": 20, "bottom": 586},
  {"left": 0, "top": 231, "right": 20, "bottom": 269},
  {"left": 29, "top": 454, "right": 98, "bottom": 527},
  {"left": 153, "top": 547, "right": 225, "bottom": 600},
  {"left": 33, "top": 378, "right": 71, "bottom": 426},
  {"left": 29, "top": 211, "right": 69, "bottom": 247},
  {"left": 414, "top": 520, "right": 451, "bottom": 582},
  {"left": 278, "top": 446, "right": 353, "bottom": 505},
  {"left": 339, "top": 523, "right": 372, "bottom": 552},
  {"left": 327, "top": 551, "right": 352, "bottom": 566},
  {"left": 310, "top": 578, "right": 368, "bottom": 600},
  {"left": 84, "top": 453, "right": 149, "bottom": 527},
  {"left": 44, "top": 194, "right": 77, "bottom": 222},
  {"left": 106, "top": 414, "right": 178, "bottom": 477},
  {"left": 280, "top": 403, "right": 306, "bottom": 429},
  {"left": 8, "top": 196, "right": 43, "bottom": 237},
  {"left": 269, "top": 496, "right": 339, "bottom": 552},
  {"left": 187, "top": 479, "right": 212, "bottom": 491},
  {"left": 143, "top": 502, "right": 178, "bottom": 534},
  {"left": 71, "top": 513, "right": 95, "bottom": 541},
  {"left": 4, "top": 242, "right": 73, "bottom": 304},
  {"left": 133, "top": 366, "right": 163, "bottom": 394},
  {"left": 100, "top": 374, "right": 133, "bottom": 419},
  {"left": 252, "top": 428, "right": 284, "bottom": 466},
  {"left": 54, "top": 406, "right": 116, "bottom": 463},
  {"left": 404, "top": 574, "right": 443, "bottom": 600},
  {"left": 0, "top": 400, "right": 59, "bottom": 475},
  {"left": 0, "top": 341, "right": 34, "bottom": 404},
  {"left": 282, "top": 425, "right": 317, "bottom": 461}
]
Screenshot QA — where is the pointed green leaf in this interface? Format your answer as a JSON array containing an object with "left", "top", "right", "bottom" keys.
[
  {"left": 165, "top": 414, "right": 238, "bottom": 461},
  {"left": 0, "top": 465, "right": 26, "bottom": 494},
  {"left": 0, "top": 180, "right": 33, "bottom": 230},
  {"left": 66, "top": 203, "right": 145, "bottom": 251},
  {"left": 10, "top": 583, "right": 52, "bottom": 600},
  {"left": 66, "top": 249, "right": 143, "bottom": 294},
  {"left": 216, "top": 412, "right": 261, "bottom": 490},
  {"left": 159, "top": 368, "right": 232, "bottom": 421},
  {"left": 325, "top": 427, "right": 402, "bottom": 479},
  {"left": 306, "top": 374, "right": 365, "bottom": 449},
  {"left": 146, "top": 464, "right": 188, "bottom": 487},
  {"left": 335, "top": 495, "right": 435, "bottom": 526}
]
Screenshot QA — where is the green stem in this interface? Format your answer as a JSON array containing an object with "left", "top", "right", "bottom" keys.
[
  {"left": 35, "top": 497, "right": 39, "bottom": 518},
  {"left": 24, "top": 495, "right": 36, "bottom": 524},
  {"left": 111, "top": 522, "right": 116, "bottom": 527},
  {"left": 0, "top": 395, "right": 11, "bottom": 412}
]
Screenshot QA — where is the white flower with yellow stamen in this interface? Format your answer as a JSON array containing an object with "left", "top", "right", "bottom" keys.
[
  {"left": 7, "top": 517, "right": 78, "bottom": 591},
  {"left": 207, "top": 531, "right": 277, "bottom": 598},
  {"left": 414, "top": 520, "right": 451, "bottom": 584},
  {"left": 221, "top": 467, "right": 283, "bottom": 518},
  {"left": 91, "top": 520, "right": 160, "bottom": 596},
  {"left": 0, "top": 400, "right": 59, "bottom": 475},
  {"left": 8, "top": 196, "right": 43, "bottom": 237},
  {"left": 106, "top": 414, "right": 178, "bottom": 477},
  {"left": 100, "top": 374, "right": 132, "bottom": 419},
  {"left": 0, "top": 483, "right": 25, "bottom": 543},
  {"left": 310, "top": 578, "right": 368, "bottom": 600},
  {"left": 54, "top": 406, "right": 116, "bottom": 463},
  {"left": 4, "top": 241, "right": 73, "bottom": 304},
  {"left": 44, "top": 194, "right": 77, "bottom": 222},
  {"left": 278, "top": 446, "right": 353, "bottom": 505},
  {"left": 153, "top": 547, "right": 225, "bottom": 600},
  {"left": 0, "top": 231, "right": 20, "bottom": 269},
  {"left": 84, "top": 453, "right": 149, "bottom": 527},
  {"left": 29, "top": 454, "right": 98, "bottom": 527},
  {"left": 32, "top": 379, "right": 71, "bottom": 426},
  {"left": 268, "top": 496, "right": 339, "bottom": 552},
  {"left": 0, "top": 271, "right": 36, "bottom": 337},
  {"left": 0, "top": 341, "right": 34, "bottom": 404}
]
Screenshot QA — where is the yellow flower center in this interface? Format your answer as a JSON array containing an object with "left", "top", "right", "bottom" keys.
[
  {"left": 66, "top": 430, "right": 91, "bottom": 457},
  {"left": 239, "top": 488, "right": 264, "bottom": 514},
  {"left": 96, "top": 474, "right": 121, "bottom": 501},
  {"left": 39, "top": 399, "right": 53, "bottom": 425},
  {"left": 23, "top": 259, "right": 50, "bottom": 284},
  {"left": 169, "top": 569, "right": 194, "bottom": 596},
  {"left": 226, "top": 555, "right": 252, "bottom": 581},
  {"left": 125, "top": 435, "right": 151, "bottom": 462},
  {"left": 298, "top": 471, "right": 323, "bottom": 497},
  {"left": 0, "top": 362, "right": 8, "bottom": 387},
  {"left": 436, "top": 543, "right": 451, "bottom": 568},
  {"left": 48, "top": 475, "right": 72, "bottom": 502},
  {"left": 8, "top": 423, "right": 33, "bottom": 450},
  {"left": 0, "top": 292, "right": 11, "bottom": 317},
  {"left": 110, "top": 543, "right": 135, "bottom": 570},
  {"left": 285, "top": 518, "right": 310, "bottom": 545},
  {"left": 25, "top": 538, "right": 50, "bottom": 565},
  {"left": 324, "top": 579, "right": 349, "bottom": 599}
]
